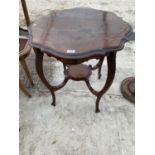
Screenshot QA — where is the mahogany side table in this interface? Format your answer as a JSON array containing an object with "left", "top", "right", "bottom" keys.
[{"left": 28, "top": 8, "right": 133, "bottom": 112}]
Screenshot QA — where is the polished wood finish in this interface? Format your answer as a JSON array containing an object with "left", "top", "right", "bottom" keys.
[
  {"left": 67, "top": 64, "right": 92, "bottom": 81},
  {"left": 28, "top": 8, "right": 132, "bottom": 61},
  {"left": 29, "top": 8, "right": 133, "bottom": 112}
]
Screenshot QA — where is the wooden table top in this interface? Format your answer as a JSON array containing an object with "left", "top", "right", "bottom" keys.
[{"left": 28, "top": 7, "right": 133, "bottom": 59}]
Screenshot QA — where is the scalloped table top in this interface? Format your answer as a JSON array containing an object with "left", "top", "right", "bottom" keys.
[{"left": 28, "top": 7, "right": 132, "bottom": 58}]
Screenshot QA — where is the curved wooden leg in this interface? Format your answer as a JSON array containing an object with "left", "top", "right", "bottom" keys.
[
  {"left": 34, "top": 48, "right": 69, "bottom": 106},
  {"left": 63, "top": 63, "right": 67, "bottom": 74},
  {"left": 19, "top": 80, "right": 31, "bottom": 97},
  {"left": 34, "top": 49, "right": 56, "bottom": 105},
  {"left": 85, "top": 52, "right": 116, "bottom": 113},
  {"left": 95, "top": 96, "right": 101, "bottom": 113},
  {"left": 89, "top": 57, "right": 105, "bottom": 79},
  {"left": 96, "top": 52, "right": 116, "bottom": 112},
  {"left": 51, "top": 91, "right": 56, "bottom": 106},
  {"left": 98, "top": 57, "right": 104, "bottom": 79},
  {"left": 20, "top": 59, "right": 34, "bottom": 86}
]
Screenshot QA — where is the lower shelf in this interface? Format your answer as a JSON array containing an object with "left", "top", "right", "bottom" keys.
[{"left": 67, "top": 64, "right": 92, "bottom": 81}]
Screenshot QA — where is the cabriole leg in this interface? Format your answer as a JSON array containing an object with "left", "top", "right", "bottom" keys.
[
  {"left": 98, "top": 57, "right": 104, "bottom": 79},
  {"left": 85, "top": 52, "right": 116, "bottom": 113},
  {"left": 34, "top": 48, "right": 56, "bottom": 105},
  {"left": 95, "top": 52, "right": 116, "bottom": 112},
  {"left": 34, "top": 48, "right": 69, "bottom": 106}
]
